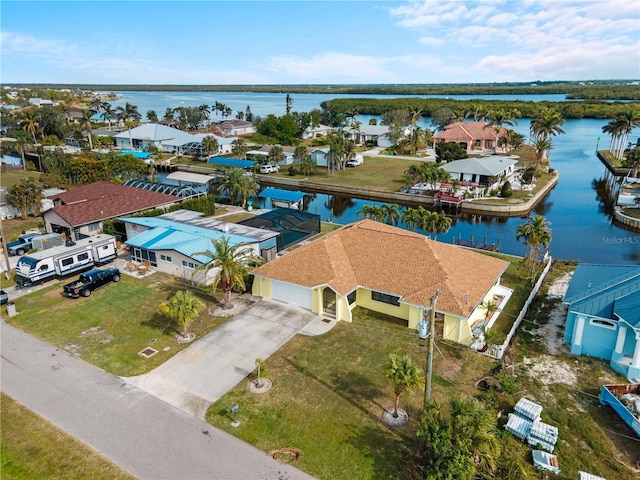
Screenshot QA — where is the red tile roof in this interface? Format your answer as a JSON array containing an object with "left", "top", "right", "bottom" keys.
[
  {"left": 48, "top": 181, "right": 180, "bottom": 227},
  {"left": 433, "top": 121, "right": 506, "bottom": 141},
  {"left": 253, "top": 219, "right": 510, "bottom": 317}
]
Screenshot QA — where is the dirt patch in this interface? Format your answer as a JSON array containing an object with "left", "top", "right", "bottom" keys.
[
  {"left": 533, "top": 272, "right": 573, "bottom": 356},
  {"left": 437, "top": 356, "right": 462, "bottom": 382},
  {"left": 523, "top": 354, "right": 578, "bottom": 387},
  {"left": 208, "top": 296, "right": 255, "bottom": 318},
  {"left": 80, "top": 326, "right": 114, "bottom": 345}
]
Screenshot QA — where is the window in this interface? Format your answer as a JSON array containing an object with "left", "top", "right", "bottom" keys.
[
  {"left": 182, "top": 260, "right": 197, "bottom": 270},
  {"left": 88, "top": 222, "right": 100, "bottom": 232},
  {"left": 590, "top": 318, "right": 616, "bottom": 330},
  {"left": 160, "top": 254, "right": 172, "bottom": 263},
  {"left": 61, "top": 258, "right": 74, "bottom": 267},
  {"left": 38, "top": 264, "right": 49, "bottom": 271},
  {"left": 78, "top": 253, "right": 89, "bottom": 261},
  {"left": 347, "top": 290, "right": 357, "bottom": 305},
  {"left": 371, "top": 291, "right": 400, "bottom": 306}
]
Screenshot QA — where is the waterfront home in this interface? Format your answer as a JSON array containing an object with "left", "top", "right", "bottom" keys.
[
  {"left": 246, "top": 145, "right": 297, "bottom": 166},
  {"left": 120, "top": 214, "right": 267, "bottom": 284},
  {"left": 563, "top": 264, "right": 640, "bottom": 383},
  {"left": 343, "top": 124, "right": 393, "bottom": 147},
  {"left": 217, "top": 119, "right": 256, "bottom": 136},
  {"left": 433, "top": 121, "right": 508, "bottom": 153},
  {"left": 113, "top": 123, "right": 236, "bottom": 156},
  {"left": 441, "top": 157, "right": 518, "bottom": 196},
  {"left": 43, "top": 181, "right": 180, "bottom": 241},
  {"left": 251, "top": 219, "right": 511, "bottom": 346},
  {"left": 309, "top": 147, "right": 363, "bottom": 169}
]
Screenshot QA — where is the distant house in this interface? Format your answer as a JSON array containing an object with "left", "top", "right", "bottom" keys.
[
  {"left": 252, "top": 220, "right": 511, "bottom": 346},
  {"left": 63, "top": 107, "right": 84, "bottom": 124},
  {"left": 246, "top": 145, "right": 297, "bottom": 166},
  {"left": 441, "top": 157, "right": 518, "bottom": 194},
  {"left": 343, "top": 125, "right": 392, "bottom": 147},
  {"left": 563, "top": 264, "right": 640, "bottom": 383},
  {"left": 28, "top": 98, "right": 54, "bottom": 107},
  {"left": 302, "top": 124, "right": 333, "bottom": 140},
  {"left": 113, "top": 123, "right": 236, "bottom": 156},
  {"left": 42, "top": 181, "right": 180, "bottom": 241},
  {"left": 120, "top": 212, "right": 272, "bottom": 284},
  {"left": 217, "top": 119, "right": 256, "bottom": 136},
  {"left": 309, "top": 147, "right": 363, "bottom": 168},
  {"left": 433, "top": 121, "right": 508, "bottom": 153}
]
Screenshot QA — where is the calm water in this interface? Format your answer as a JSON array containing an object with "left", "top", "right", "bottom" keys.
[{"left": 29, "top": 90, "right": 640, "bottom": 263}]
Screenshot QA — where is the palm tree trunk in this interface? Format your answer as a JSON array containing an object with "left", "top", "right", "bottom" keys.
[
  {"left": 393, "top": 392, "right": 400, "bottom": 418},
  {"left": 224, "top": 288, "right": 234, "bottom": 309}
]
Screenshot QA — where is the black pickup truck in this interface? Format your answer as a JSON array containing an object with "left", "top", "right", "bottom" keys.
[{"left": 63, "top": 268, "right": 121, "bottom": 298}]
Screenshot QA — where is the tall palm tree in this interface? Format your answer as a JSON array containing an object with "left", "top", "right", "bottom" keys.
[
  {"left": 158, "top": 290, "right": 205, "bottom": 338},
  {"left": 420, "top": 211, "right": 452, "bottom": 239},
  {"left": 202, "top": 135, "right": 219, "bottom": 158},
  {"left": 401, "top": 207, "right": 425, "bottom": 231},
  {"left": 80, "top": 110, "right": 94, "bottom": 150},
  {"left": 531, "top": 136, "right": 553, "bottom": 166},
  {"left": 220, "top": 167, "right": 245, "bottom": 205},
  {"left": 383, "top": 354, "right": 423, "bottom": 418},
  {"left": 515, "top": 214, "right": 552, "bottom": 261},
  {"left": 486, "top": 108, "right": 519, "bottom": 152},
  {"left": 612, "top": 109, "right": 640, "bottom": 160},
  {"left": 196, "top": 237, "right": 264, "bottom": 309},
  {"left": 102, "top": 103, "right": 115, "bottom": 130},
  {"left": 21, "top": 109, "right": 40, "bottom": 142},
  {"left": 380, "top": 203, "right": 401, "bottom": 225},
  {"left": 238, "top": 174, "right": 258, "bottom": 209},
  {"left": 199, "top": 104, "right": 211, "bottom": 126},
  {"left": 269, "top": 145, "right": 284, "bottom": 166},
  {"left": 465, "top": 103, "right": 488, "bottom": 122},
  {"left": 146, "top": 110, "right": 158, "bottom": 122},
  {"left": 530, "top": 107, "right": 565, "bottom": 141}
]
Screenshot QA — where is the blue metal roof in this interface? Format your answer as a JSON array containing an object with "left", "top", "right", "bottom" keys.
[
  {"left": 208, "top": 158, "right": 255, "bottom": 169},
  {"left": 121, "top": 217, "right": 256, "bottom": 263},
  {"left": 258, "top": 188, "right": 306, "bottom": 202},
  {"left": 565, "top": 264, "right": 640, "bottom": 318},
  {"left": 614, "top": 292, "right": 640, "bottom": 327}
]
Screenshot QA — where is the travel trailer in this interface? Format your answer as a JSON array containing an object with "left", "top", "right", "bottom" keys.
[{"left": 15, "top": 235, "right": 117, "bottom": 283}]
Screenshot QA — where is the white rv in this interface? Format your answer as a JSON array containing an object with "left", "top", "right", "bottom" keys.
[{"left": 15, "top": 234, "right": 117, "bottom": 282}]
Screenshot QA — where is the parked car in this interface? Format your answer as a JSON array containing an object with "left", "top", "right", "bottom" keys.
[
  {"left": 0, "top": 289, "right": 8, "bottom": 305},
  {"left": 62, "top": 268, "right": 120, "bottom": 298},
  {"left": 259, "top": 164, "right": 280, "bottom": 174},
  {"left": 346, "top": 156, "right": 364, "bottom": 167}
]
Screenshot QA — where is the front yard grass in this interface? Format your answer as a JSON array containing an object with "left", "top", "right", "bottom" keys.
[
  {"left": 206, "top": 308, "right": 497, "bottom": 480},
  {"left": 1, "top": 393, "right": 136, "bottom": 480},
  {"left": 4, "top": 273, "right": 229, "bottom": 377}
]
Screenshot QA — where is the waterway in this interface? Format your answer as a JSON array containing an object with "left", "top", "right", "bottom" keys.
[{"left": 8, "top": 90, "right": 640, "bottom": 264}]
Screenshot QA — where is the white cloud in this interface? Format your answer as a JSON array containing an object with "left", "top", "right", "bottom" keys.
[{"left": 419, "top": 36, "right": 445, "bottom": 46}]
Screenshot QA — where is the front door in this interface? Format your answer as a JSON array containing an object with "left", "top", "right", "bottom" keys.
[{"left": 322, "top": 287, "right": 336, "bottom": 318}]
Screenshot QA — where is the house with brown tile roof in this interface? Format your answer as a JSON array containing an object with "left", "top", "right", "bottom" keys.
[
  {"left": 43, "top": 181, "right": 180, "bottom": 241},
  {"left": 433, "top": 121, "right": 508, "bottom": 153},
  {"left": 252, "top": 219, "right": 511, "bottom": 346}
]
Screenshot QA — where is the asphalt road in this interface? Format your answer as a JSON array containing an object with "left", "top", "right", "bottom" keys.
[{"left": 1, "top": 320, "right": 316, "bottom": 480}]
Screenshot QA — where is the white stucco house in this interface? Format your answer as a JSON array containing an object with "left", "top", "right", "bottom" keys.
[
  {"left": 441, "top": 157, "right": 518, "bottom": 195},
  {"left": 302, "top": 124, "right": 333, "bottom": 140}
]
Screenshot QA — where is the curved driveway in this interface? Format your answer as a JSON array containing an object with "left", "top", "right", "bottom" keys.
[{"left": 124, "top": 300, "right": 334, "bottom": 419}]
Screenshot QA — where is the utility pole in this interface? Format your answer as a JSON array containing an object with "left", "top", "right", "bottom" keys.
[
  {"left": 0, "top": 220, "right": 12, "bottom": 280},
  {"left": 424, "top": 289, "right": 440, "bottom": 409}
]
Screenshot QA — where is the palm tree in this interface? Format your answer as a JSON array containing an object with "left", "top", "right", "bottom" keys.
[
  {"left": 515, "top": 214, "right": 552, "bottom": 261},
  {"left": 158, "top": 290, "right": 205, "bottom": 338},
  {"left": 380, "top": 203, "right": 401, "bottom": 225},
  {"left": 530, "top": 107, "right": 565, "bottom": 141},
  {"left": 195, "top": 237, "right": 264, "bottom": 309},
  {"left": 531, "top": 136, "right": 553, "bottom": 166},
  {"left": 285, "top": 94, "right": 293, "bottom": 115},
  {"left": 146, "top": 110, "right": 158, "bottom": 122},
  {"left": 231, "top": 139, "right": 248, "bottom": 159},
  {"left": 486, "top": 108, "right": 519, "bottom": 152},
  {"left": 624, "top": 147, "right": 640, "bottom": 177},
  {"left": 481, "top": 300, "right": 498, "bottom": 320},
  {"left": 356, "top": 204, "right": 376, "bottom": 219},
  {"left": 269, "top": 145, "right": 284, "bottom": 167},
  {"left": 383, "top": 354, "right": 423, "bottom": 418},
  {"left": 612, "top": 109, "right": 640, "bottom": 160},
  {"left": 420, "top": 211, "right": 452, "bottom": 239},
  {"left": 80, "top": 110, "right": 94, "bottom": 150},
  {"left": 238, "top": 174, "right": 258, "bottom": 209},
  {"left": 21, "top": 109, "right": 40, "bottom": 142},
  {"left": 465, "top": 103, "right": 488, "bottom": 122},
  {"left": 401, "top": 207, "right": 423, "bottom": 231},
  {"left": 102, "top": 103, "right": 115, "bottom": 130},
  {"left": 199, "top": 104, "right": 211, "bottom": 126},
  {"left": 202, "top": 135, "right": 219, "bottom": 158},
  {"left": 220, "top": 167, "right": 245, "bottom": 205},
  {"left": 254, "top": 357, "right": 268, "bottom": 388}
]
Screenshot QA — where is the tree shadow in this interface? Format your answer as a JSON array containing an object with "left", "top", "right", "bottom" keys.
[{"left": 140, "top": 312, "right": 179, "bottom": 336}]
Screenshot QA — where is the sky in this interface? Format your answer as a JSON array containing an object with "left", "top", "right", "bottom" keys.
[{"left": 1, "top": 0, "right": 639, "bottom": 85}]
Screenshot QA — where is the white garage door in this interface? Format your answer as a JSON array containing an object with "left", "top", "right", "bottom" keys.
[{"left": 271, "top": 280, "right": 312, "bottom": 310}]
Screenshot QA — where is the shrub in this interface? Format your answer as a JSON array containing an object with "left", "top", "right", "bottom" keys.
[{"left": 500, "top": 181, "right": 513, "bottom": 197}]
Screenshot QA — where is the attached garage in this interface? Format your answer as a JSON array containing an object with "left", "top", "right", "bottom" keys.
[{"left": 270, "top": 279, "right": 312, "bottom": 310}]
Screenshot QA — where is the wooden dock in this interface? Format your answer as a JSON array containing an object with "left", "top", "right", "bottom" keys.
[{"left": 453, "top": 233, "right": 500, "bottom": 252}]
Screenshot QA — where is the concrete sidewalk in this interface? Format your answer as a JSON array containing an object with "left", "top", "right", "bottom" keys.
[{"left": 124, "top": 300, "right": 336, "bottom": 419}]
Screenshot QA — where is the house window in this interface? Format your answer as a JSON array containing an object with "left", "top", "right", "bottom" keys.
[
  {"left": 347, "top": 290, "right": 357, "bottom": 305},
  {"left": 371, "top": 291, "right": 400, "bottom": 306},
  {"left": 160, "top": 254, "right": 172, "bottom": 263},
  {"left": 182, "top": 260, "right": 197, "bottom": 270},
  {"left": 88, "top": 222, "right": 100, "bottom": 232},
  {"left": 589, "top": 318, "right": 616, "bottom": 330}
]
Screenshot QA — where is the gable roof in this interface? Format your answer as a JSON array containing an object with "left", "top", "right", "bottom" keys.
[
  {"left": 252, "top": 219, "right": 509, "bottom": 317},
  {"left": 614, "top": 292, "right": 640, "bottom": 327},
  {"left": 47, "top": 181, "right": 179, "bottom": 227},
  {"left": 441, "top": 157, "right": 518, "bottom": 177},
  {"left": 434, "top": 121, "right": 505, "bottom": 141}
]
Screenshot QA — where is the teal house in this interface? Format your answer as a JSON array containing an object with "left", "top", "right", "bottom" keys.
[{"left": 563, "top": 264, "right": 640, "bottom": 382}]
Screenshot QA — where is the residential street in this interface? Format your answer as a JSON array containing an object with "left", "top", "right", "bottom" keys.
[{"left": 0, "top": 320, "right": 316, "bottom": 480}]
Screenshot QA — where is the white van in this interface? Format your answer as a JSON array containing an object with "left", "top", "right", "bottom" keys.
[{"left": 259, "top": 164, "right": 280, "bottom": 174}]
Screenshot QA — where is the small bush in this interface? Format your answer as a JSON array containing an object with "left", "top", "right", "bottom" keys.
[{"left": 500, "top": 181, "right": 513, "bottom": 197}]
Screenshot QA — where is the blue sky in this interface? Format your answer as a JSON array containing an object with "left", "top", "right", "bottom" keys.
[{"left": 2, "top": 0, "right": 639, "bottom": 84}]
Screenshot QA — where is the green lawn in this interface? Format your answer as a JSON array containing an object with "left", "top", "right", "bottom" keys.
[
  {"left": 4, "top": 273, "right": 229, "bottom": 376},
  {"left": 0, "top": 170, "right": 41, "bottom": 188},
  {"left": 277, "top": 156, "right": 421, "bottom": 192},
  {"left": 1, "top": 393, "right": 136, "bottom": 480}
]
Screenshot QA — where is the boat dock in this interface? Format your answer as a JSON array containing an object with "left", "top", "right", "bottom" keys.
[{"left": 453, "top": 233, "right": 500, "bottom": 252}]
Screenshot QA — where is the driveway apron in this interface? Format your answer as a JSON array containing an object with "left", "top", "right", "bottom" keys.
[{"left": 124, "top": 300, "right": 333, "bottom": 420}]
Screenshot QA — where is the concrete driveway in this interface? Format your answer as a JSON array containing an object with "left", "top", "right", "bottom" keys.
[{"left": 124, "top": 299, "right": 335, "bottom": 419}]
